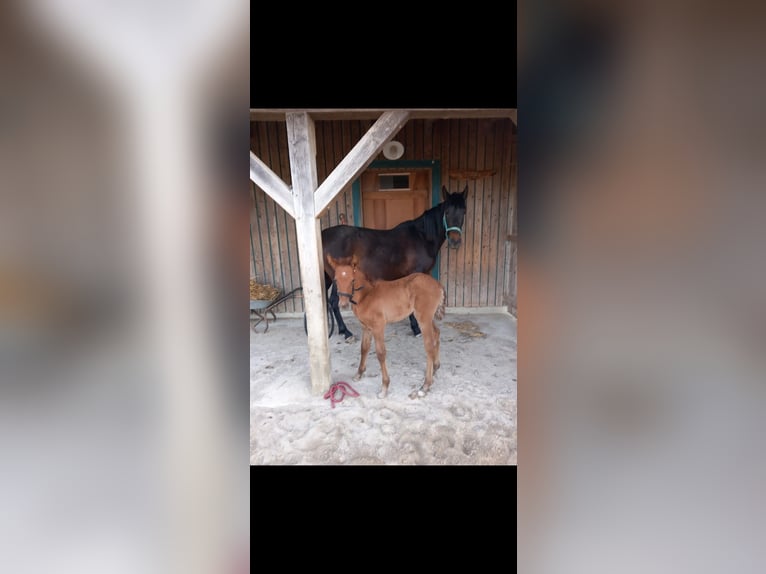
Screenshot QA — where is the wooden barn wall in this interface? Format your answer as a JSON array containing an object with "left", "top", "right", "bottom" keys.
[{"left": 250, "top": 118, "right": 517, "bottom": 314}]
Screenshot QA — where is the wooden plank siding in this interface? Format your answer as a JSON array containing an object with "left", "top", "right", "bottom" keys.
[
  {"left": 250, "top": 118, "right": 517, "bottom": 314},
  {"left": 508, "top": 135, "right": 518, "bottom": 314},
  {"left": 449, "top": 120, "right": 463, "bottom": 306}
]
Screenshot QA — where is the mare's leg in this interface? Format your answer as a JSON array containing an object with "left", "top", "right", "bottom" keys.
[
  {"left": 408, "top": 313, "right": 422, "bottom": 337},
  {"left": 353, "top": 327, "right": 372, "bottom": 381},
  {"left": 409, "top": 319, "right": 435, "bottom": 399},
  {"left": 327, "top": 275, "right": 354, "bottom": 340},
  {"left": 372, "top": 326, "right": 391, "bottom": 399}
]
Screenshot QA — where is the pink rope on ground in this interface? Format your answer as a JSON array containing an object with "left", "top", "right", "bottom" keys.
[{"left": 323, "top": 381, "right": 360, "bottom": 408}]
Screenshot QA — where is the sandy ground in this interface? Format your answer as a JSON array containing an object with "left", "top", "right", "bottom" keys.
[{"left": 250, "top": 311, "right": 517, "bottom": 465}]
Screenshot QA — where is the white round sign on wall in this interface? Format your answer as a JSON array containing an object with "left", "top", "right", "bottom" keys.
[{"left": 382, "top": 140, "right": 405, "bottom": 160}]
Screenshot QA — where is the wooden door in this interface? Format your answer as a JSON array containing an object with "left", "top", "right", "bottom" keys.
[{"left": 360, "top": 168, "right": 431, "bottom": 229}]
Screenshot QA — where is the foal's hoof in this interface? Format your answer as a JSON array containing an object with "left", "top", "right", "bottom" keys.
[
  {"left": 353, "top": 372, "right": 363, "bottom": 382},
  {"left": 377, "top": 390, "right": 388, "bottom": 399},
  {"left": 408, "top": 388, "right": 428, "bottom": 399},
  {"left": 345, "top": 335, "right": 357, "bottom": 344}
]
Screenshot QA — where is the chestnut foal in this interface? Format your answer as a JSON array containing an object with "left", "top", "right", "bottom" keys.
[{"left": 327, "top": 256, "right": 445, "bottom": 399}]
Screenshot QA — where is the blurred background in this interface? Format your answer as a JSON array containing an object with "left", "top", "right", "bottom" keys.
[
  {"left": 0, "top": 1, "right": 249, "bottom": 572},
  {"left": 6, "top": 0, "right": 766, "bottom": 569},
  {"left": 519, "top": 0, "right": 766, "bottom": 572}
]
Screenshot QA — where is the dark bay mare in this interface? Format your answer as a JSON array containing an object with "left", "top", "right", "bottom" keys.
[{"left": 322, "top": 185, "right": 467, "bottom": 339}]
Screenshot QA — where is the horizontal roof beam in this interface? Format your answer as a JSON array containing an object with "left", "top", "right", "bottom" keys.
[{"left": 250, "top": 108, "right": 517, "bottom": 123}]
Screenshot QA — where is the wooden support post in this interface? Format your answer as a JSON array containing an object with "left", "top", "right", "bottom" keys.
[
  {"left": 249, "top": 151, "right": 294, "bottom": 218},
  {"left": 314, "top": 110, "right": 410, "bottom": 216},
  {"left": 285, "top": 112, "right": 331, "bottom": 394}
]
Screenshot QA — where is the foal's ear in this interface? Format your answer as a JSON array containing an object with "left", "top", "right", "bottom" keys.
[
  {"left": 326, "top": 255, "right": 337, "bottom": 269},
  {"left": 462, "top": 184, "right": 468, "bottom": 199},
  {"left": 441, "top": 185, "right": 449, "bottom": 200}
]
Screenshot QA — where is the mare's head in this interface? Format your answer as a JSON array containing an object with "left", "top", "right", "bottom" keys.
[{"left": 442, "top": 185, "right": 468, "bottom": 249}]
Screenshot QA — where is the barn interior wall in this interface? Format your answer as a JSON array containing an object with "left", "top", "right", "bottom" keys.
[{"left": 250, "top": 118, "right": 517, "bottom": 314}]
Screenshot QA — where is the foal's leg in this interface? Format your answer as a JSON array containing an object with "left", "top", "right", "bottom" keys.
[
  {"left": 372, "top": 326, "right": 391, "bottom": 399},
  {"left": 353, "top": 327, "right": 372, "bottom": 381},
  {"left": 409, "top": 319, "right": 435, "bottom": 399},
  {"left": 433, "top": 321, "right": 441, "bottom": 372},
  {"left": 408, "top": 313, "right": 421, "bottom": 337},
  {"left": 328, "top": 276, "right": 354, "bottom": 340}
]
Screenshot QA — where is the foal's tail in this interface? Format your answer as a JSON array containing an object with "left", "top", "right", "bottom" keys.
[{"left": 435, "top": 285, "right": 446, "bottom": 320}]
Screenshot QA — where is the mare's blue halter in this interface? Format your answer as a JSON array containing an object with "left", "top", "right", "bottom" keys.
[{"left": 443, "top": 213, "right": 463, "bottom": 240}]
